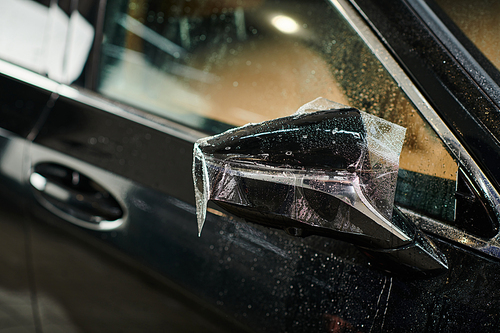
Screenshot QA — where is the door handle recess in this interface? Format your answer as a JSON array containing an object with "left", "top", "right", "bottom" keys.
[
  {"left": 193, "top": 99, "right": 448, "bottom": 277},
  {"left": 29, "top": 162, "right": 125, "bottom": 230}
]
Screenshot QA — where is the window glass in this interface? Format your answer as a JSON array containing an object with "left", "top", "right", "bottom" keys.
[
  {"left": 435, "top": 0, "right": 500, "bottom": 71},
  {"left": 98, "top": 0, "right": 458, "bottom": 221}
]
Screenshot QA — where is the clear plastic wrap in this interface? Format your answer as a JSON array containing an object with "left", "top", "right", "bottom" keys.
[{"left": 193, "top": 98, "right": 406, "bottom": 242}]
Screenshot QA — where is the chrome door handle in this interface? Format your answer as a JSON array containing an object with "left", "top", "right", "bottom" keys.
[
  {"left": 193, "top": 100, "right": 448, "bottom": 277},
  {"left": 29, "top": 162, "right": 125, "bottom": 230}
]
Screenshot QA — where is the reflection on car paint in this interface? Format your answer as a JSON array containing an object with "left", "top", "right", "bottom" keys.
[{"left": 0, "top": 0, "right": 94, "bottom": 84}]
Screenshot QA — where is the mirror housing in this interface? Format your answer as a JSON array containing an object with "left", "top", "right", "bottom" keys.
[{"left": 193, "top": 101, "right": 447, "bottom": 277}]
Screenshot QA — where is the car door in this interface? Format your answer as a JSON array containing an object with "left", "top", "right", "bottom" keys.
[
  {"left": 0, "top": 65, "right": 52, "bottom": 333},
  {"left": 8, "top": 0, "right": 500, "bottom": 332},
  {"left": 0, "top": 1, "right": 243, "bottom": 332},
  {"left": 0, "top": 0, "right": 65, "bottom": 330}
]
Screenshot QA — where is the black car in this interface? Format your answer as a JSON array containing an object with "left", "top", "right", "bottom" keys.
[{"left": 1, "top": 0, "right": 500, "bottom": 332}]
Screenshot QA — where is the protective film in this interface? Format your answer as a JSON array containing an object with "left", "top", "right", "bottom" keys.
[{"left": 193, "top": 98, "right": 406, "bottom": 239}]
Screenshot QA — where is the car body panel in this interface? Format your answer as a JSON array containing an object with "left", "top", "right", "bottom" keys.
[{"left": 1, "top": 0, "right": 500, "bottom": 332}]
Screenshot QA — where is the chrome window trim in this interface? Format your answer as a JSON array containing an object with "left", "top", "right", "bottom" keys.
[
  {"left": 55, "top": 84, "right": 205, "bottom": 143},
  {"left": 330, "top": 0, "right": 500, "bottom": 256},
  {"left": 1, "top": 1, "right": 500, "bottom": 258},
  {"left": 0, "top": 59, "right": 204, "bottom": 143}
]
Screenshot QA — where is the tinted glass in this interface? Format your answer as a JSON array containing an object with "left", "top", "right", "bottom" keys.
[
  {"left": 98, "top": 0, "right": 458, "bottom": 221},
  {"left": 435, "top": 0, "right": 500, "bottom": 71}
]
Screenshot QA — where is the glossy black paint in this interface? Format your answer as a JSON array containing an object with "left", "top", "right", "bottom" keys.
[
  {"left": 0, "top": 138, "right": 36, "bottom": 330},
  {"left": 0, "top": 74, "right": 52, "bottom": 138},
  {"left": 1, "top": 0, "right": 500, "bottom": 332},
  {"left": 25, "top": 177, "right": 253, "bottom": 332},
  {"left": 288, "top": 237, "right": 500, "bottom": 332},
  {"left": 33, "top": 95, "right": 195, "bottom": 204},
  {"left": 26, "top": 180, "right": 500, "bottom": 332},
  {"left": 204, "top": 109, "right": 364, "bottom": 171}
]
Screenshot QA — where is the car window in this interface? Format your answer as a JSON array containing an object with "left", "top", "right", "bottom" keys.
[
  {"left": 434, "top": 0, "right": 500, "bottom": 71},
  {"left": 97, "top": 0, "right": 458, "bottom": 222},
  {"left": 0, "top": 0, "right": 95, "bottom": 84}
]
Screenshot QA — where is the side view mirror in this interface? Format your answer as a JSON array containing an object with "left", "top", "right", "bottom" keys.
[{"left": 193, "top": 99, "right": 447, "bottom": 277}]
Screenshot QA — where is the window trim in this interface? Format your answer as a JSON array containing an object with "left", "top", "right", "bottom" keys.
[
  {"left": 332, "top": 0, "right": 500, "bottom": 257},
  {"left": 407, "top": 0, "right": 500, "bottom": 110},
  {"left": 0, "top": 58, "right": 204, "bottom": 143}
]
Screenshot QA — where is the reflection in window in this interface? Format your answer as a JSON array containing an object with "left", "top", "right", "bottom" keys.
[
  {"left": 98, "top": 0, "right": 458, "bottom": 221},
  {"left": 0, "top": 0, "right": 94, "bottom": 84}
]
